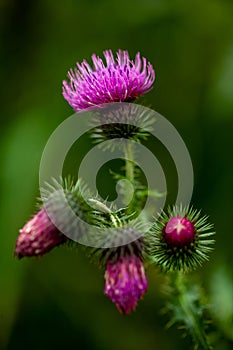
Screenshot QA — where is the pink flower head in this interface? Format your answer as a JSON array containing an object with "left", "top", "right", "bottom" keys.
[
  {"left": 15, "top": 208, "right": 66, "bottom": 258},
  {"left": 104, "top": 254, "right": 148, "bottom": 314},
  {"left": 63, "top": 49, "right": 155, "bottom": 111},
  {"left": 164, "top": 217, "right": 196, "bottom": 247}
]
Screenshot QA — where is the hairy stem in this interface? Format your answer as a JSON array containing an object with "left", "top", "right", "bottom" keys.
[
  {"left": 125, "top": 142, "right": 134, "bottom": 183},
  {"left": 171, "top": 272, "right": 211, "bottom": 350},
  {"left": 123, "top": 142, "right": 135, "bottom": 206}
]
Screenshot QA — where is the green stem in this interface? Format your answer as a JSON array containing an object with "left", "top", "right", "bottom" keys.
[
  {"left": 125, "top": 142, "right": 134, "bottom": 183},
  {"left": 123, "top": 142, "right": 135, "bottom": 206},
  {"left": 174, "top": 272, "right": 211, "bottom": 350}
]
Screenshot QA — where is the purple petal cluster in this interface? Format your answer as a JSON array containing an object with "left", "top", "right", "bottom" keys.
[
  {"left": 63, "top": 50, "right": 155, "bottom": 111},
  {"left": 104, "top": 255, "right": 148, "bottom": 314},
  {"left": 15, "top": 208, "right": 66, "bottom": 258}
]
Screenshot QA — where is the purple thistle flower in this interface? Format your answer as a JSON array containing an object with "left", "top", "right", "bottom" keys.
[
  {"left": 62, "top": 49, "right": 155, "bottom": 111},
  {"left": 104, "top": 254, "right": 148, "bottom": 314},
  {"left": 15, "top": 208, "right": 66, "bottom": 258}
]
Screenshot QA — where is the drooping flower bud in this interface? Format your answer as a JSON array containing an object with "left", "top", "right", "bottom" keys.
[
  {"left": 15, "top": 178, "right": 93, "bottom": 258},
  {"left": 104, "top": 254, "right": 148, "bottom": 314},
  {"left": 97, "top": 226, "right": 148, "bottom": 314},
  {"left": 15, "top": 208, "right": 66, "bottom": 258}
]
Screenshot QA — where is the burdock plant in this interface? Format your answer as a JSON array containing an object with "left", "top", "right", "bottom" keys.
[{"left": 15, "top": 49, "right": 216, "bottom": 349}]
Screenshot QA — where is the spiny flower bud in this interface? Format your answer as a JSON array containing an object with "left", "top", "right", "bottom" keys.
[
  {"left": 15, "top": 208, "right": 66, "bottom": 258},
  {"left": 146, "top": 205, "right": 215, "bottom": 272},
  {"left": 104, "top": 254, "right": 148, "bottom": 314},
  {"left": 97, "top": 227, "right": 148, "bottom": 314},
  {"left": 15, "top": 178, "right": 93, "bottom": 258}
]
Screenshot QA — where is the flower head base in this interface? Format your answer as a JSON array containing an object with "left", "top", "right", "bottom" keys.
[
  {"left": 146, "top": 206, "right": 215, "bottom": 272},
  {"left": 90, "top": 103, "right": 156, "bottom": 149},
  {"left": 15, "top": 208, "right": 66, "bottom": 258},
  {"left": 63, "top": 50, "right": 155, "bottom": 111},
  {"left": 104, "top": 254, "right": 148, "bottom": 314}
]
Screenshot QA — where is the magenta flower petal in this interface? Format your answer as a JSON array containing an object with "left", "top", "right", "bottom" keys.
[
  {"left": 62, "top": 49, "right": 155, "bottom": 111},
  {"left": 15, "top": 208, "right": 66, "bottom": 258},
  {"left": 104, "top": 255, "right": 148, "bottom": 314}
]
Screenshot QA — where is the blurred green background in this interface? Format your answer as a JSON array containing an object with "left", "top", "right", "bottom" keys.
[{"left": 0, "top": 0, "right": 233, "bottom": 349}]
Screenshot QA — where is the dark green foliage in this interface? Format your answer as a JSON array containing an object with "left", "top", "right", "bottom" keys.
[{"left": 164, "top": 273, "right": 212, "bottom": 350}]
